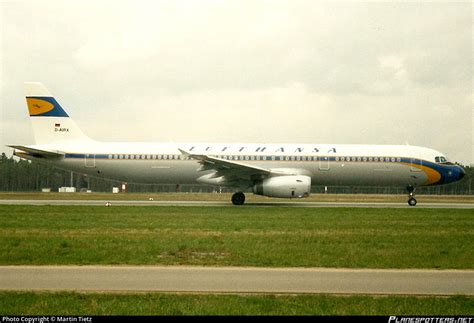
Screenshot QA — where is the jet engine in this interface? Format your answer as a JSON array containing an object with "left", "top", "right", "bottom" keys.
[{"left": 252, "top": 175, "right": 311, "bottom": 198}]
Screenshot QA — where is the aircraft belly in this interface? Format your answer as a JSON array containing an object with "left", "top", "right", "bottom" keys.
[
  {"left": 310, "top": 162, "right": 427, "bottom": 186},
  {"left": 53, "top": 159, "right": 201, "bottom": 184},
  {"left": 253, "top": 161, "right": 426, "bottom": 187},
  {"left": 94, "top": 160, "right": 201, "bottom": 184},
  {"left": 55, "top": 159, "right": 427, "bottom": 188}
]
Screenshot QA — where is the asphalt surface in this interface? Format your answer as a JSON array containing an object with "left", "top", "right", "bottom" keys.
[
  {"left": 0, "top": 266, "right": 472, "bottom": 295},
  {"left": 0, "top": 199, "right": 473, "bottom": 208}
]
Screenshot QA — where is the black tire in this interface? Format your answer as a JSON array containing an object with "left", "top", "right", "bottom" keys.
[
  {"left": 231, "top": 192, "right": 245, "bottom": 205},
  {"left": 408, "top": 197, "right": 417, "bottom": 206}
]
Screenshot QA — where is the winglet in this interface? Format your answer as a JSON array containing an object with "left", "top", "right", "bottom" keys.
[
  {"left": 178, "top": 149, "right": 191, "bottom": 157},
  {"left": 178, "top": 149, "right": 211, "bottom": 163}
]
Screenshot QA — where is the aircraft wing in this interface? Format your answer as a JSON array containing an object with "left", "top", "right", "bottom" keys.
[
  {"left": 179, "top": 149, "right": 275, "bottom": 187},
  {"left": 9, "top": 145, "right": 64, "bottom": 159}
]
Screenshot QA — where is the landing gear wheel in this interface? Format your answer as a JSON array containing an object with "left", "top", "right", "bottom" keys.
[
  {"left": 406, "top": 185, "right": 417, "bottom": 206},
  {"left": 231, "top": 192, "right": 246, "bottom": 205},
  {"left": 408, "top": 197, "right": 417, "bottom": 206}
]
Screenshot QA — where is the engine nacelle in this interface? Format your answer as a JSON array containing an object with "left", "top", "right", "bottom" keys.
[{"left": 252, "top": 175, "right": 311, "bottom": 198}]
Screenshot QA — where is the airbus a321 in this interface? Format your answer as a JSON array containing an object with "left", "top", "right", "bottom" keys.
[{"left": 10, "top": 83, "right": 466, "bottom": 205}]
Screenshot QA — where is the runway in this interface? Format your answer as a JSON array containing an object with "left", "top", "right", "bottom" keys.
[
  {"left": 0, "top": 199, "right": 473, "bottom": 208},
  {"left": 1, "top": 266, "right": 472, "bottom": 295}
]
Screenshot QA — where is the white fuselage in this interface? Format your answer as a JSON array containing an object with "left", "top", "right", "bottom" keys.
[{"left": 22, "top": 141, "right": 453, "bottom": 188}]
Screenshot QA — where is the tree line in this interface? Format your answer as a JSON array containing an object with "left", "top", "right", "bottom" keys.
[{"left": 0, "top": 152, "right": 472, "bottom": 194}]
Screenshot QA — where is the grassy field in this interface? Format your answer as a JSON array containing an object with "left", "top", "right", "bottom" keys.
[
  {"left": 0, "top": 292, "right": 472, "bottom": 315},
  {"left": 0, "top": 205, "right": 472, "bottom": 268},
  {"left": 0, "top": 192, "right": 473, "bottom": 203},
  {"left": 1, "top": 205, "right": 472, "bottom": 315}
]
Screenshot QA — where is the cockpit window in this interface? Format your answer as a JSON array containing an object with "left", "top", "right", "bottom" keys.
[{"left": 435, "top": 156, "right": 448, "bottom": 164}]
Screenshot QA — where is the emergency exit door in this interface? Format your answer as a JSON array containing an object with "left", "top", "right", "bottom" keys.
[{"left": 319, "top": 156, "right": 330, "bottom": 171}]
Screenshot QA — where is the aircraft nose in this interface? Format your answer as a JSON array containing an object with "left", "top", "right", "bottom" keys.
[{"left": 459, "top": 167, "right": 466, "bottom": 180}]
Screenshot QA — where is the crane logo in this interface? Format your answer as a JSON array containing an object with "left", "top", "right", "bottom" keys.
[{"left": 27, "top": 98, "right": 54, "bottom": 116}]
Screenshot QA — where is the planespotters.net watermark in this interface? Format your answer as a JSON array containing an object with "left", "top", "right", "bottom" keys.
[{"left": 389, "top": 317, "right": 473, "bottom": 323}]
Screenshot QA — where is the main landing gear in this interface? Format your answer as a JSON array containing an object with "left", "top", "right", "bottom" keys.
[
  {"left": 231, "top": 192, "right": 246, "bottom": 205},
  {"left": 407, "top": 185, "right": 417, "bottom": 206}
]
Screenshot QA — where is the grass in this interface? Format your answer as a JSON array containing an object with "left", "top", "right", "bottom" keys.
[
  {"left": 0, "top": 205, "right": 472, "bottom": 268},
  {"left": 1, "top": 205, "right": 472, "bottom": 315},
  {"left": 0, "top": 192, "right": 473, "bottom": 203},
  {"left": 0, "top": 292, "right": 472, "bottom": 315}
]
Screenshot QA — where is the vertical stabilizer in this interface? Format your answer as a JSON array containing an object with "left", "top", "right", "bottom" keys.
[{"left": 25, "top": 82, "right": 92, "bottom": 144}]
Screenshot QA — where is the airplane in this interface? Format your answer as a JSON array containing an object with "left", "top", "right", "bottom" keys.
[{"left": 9, "top": 82, "right": 466, "bottom": 206}]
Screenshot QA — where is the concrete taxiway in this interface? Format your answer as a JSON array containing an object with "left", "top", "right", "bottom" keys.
[
  {"left": 0, "top": 266, "right": 472, "bottom": 295},
  {"left": 0, "top": 199, "right": 473, "bottom": 208}
]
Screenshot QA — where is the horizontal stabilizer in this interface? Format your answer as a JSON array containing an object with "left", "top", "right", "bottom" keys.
[{"left": 9, "top": 145, "right": 64, "bottom": 159}]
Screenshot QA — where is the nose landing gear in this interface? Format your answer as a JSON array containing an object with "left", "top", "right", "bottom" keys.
[{"left": 407, "top": 185, "right": 417, "bottom": 206}]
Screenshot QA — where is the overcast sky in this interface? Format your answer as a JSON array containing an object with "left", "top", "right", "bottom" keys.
[{"left": 1, "top": 0, "right": 473, "bottom": 165}]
